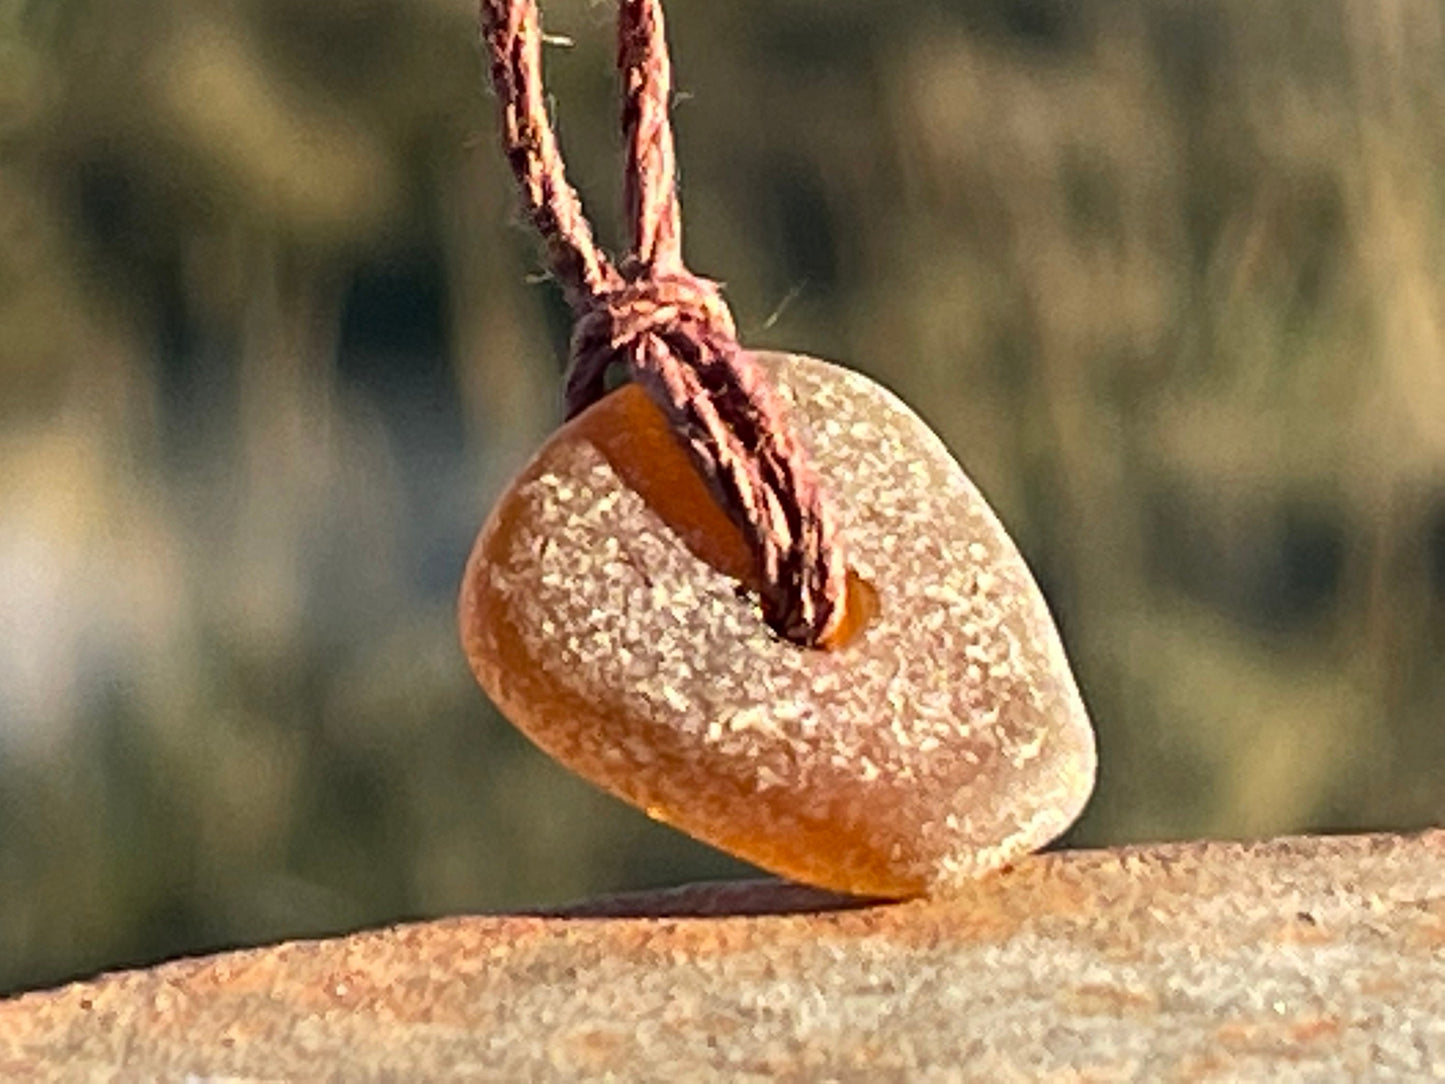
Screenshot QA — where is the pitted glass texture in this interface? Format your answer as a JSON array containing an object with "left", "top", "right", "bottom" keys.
[{"left": 460, "top": 353, "right": 1096, "bottom": 897}]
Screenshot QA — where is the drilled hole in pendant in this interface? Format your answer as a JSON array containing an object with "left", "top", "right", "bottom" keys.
[{"left": 570, "top": 381, "right": 878, "bottom": 650}]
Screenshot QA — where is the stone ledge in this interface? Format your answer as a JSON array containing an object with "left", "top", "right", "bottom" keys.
[{"left": 3, "top": 831, "right": 1444, "bottom": 1080}]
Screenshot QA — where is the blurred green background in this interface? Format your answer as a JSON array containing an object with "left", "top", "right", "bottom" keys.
[{"left": 3, "top": 0, "right": 1444, "bottom": 994}]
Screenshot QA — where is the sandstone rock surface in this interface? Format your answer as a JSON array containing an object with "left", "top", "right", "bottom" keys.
[{"left": 3, "top": 832, "right": 1444, "bottom": 1081}]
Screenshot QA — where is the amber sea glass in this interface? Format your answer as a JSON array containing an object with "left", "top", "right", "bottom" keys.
[{"left": 460, "top": 353, "right": 1096, "bottom": 898}]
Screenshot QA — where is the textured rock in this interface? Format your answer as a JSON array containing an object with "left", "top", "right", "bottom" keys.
[
  {"left": 461, "top": 352, "right": 1096, "bottom": 897},
  {"left": 4, "top": 831, "right": 1445, "bottom": 1081}
]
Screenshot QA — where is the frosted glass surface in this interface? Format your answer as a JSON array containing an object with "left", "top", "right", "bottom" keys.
[{"left": 460, "top": 353, "right": 1096, "bottom": 897}]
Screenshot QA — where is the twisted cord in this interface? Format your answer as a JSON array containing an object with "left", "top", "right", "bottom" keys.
[
  {"left": 479, "top": 0, "right": 619, "bottom": 304},
  {"left": 479, "top": 0, "right": 848, "bottom": 647},
  {"left": 618, "top": 0, "right": 682, "bottom": 274}
]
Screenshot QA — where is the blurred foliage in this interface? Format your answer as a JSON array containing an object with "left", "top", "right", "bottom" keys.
[{"left": 2, "top": 0, "right": 1444, "bottom": 994}]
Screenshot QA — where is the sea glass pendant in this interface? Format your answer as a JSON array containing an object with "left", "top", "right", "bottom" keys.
[{"left": 460, "top": 352, "right": 1096, "bottom": 898}]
